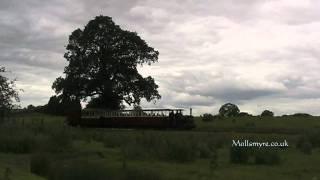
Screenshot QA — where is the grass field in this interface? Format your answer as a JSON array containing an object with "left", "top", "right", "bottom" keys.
[{"left": 0, "top": 113, "right": 319, "bottom": 180}]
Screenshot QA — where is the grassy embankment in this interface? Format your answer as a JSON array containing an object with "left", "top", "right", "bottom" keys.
[{"left": 0, "top": 113, "right": 319, "bottom": 180}]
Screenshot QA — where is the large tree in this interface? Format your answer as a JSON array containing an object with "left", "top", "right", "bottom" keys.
[
  {"left": 219, "top": 103, "right": 240, "bottom": 117},
  {"left": 0, "top": 66, "right": 20, "bottom": 119},
  {"left": 52, "top": 16, "right": 161, "bottom": 110}
]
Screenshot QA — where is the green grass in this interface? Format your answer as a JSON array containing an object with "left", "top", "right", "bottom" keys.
[
  {"left": 0, "top": 153, "right": 45, "bottom": 180},
  {"left": 195, "top": 116, "right": 320, "bottom": 133},
  {"left": 0, "top": 113, "right": 319, "bottom": 179}
]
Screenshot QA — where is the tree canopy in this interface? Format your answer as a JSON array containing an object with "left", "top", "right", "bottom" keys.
[
  {"left": 52, "top": 16, "right": 161, "bottom": 110},
  {"left": 0, "top": 66, "right": 20, "bottom": 110},
  {"left": 219, "top": 103, "right": 240, "bottom": 117},
  {"left": 261, "top": 110, "right": 274, "bottom": 117}
]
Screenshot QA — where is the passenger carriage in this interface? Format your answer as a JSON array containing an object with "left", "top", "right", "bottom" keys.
[{"left": 67, "top": 108, "right": 195, "bottom": 129}]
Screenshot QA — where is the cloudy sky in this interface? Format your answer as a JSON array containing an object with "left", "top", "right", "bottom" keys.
[{"left": 1, "top": 0, "right": 320, "bottom": 115}]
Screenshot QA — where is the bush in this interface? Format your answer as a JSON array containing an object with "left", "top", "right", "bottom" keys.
[
  {"left": 202, "top": 113, "right": 214, "bottom": 122},
  {"left": 229, "top": 147, "right": 249, "bottom": 164}
]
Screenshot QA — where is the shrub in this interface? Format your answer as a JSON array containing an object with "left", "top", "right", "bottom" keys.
[{"left": 202, "top": 113, "right": 214, "bottom": 122}]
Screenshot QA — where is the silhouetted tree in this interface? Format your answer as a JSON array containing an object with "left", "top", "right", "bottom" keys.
[
  {"left": 292, "top": 113, "right": 312, "bottom": 117},
  {"left": 52, "top": 15, "right": 160, "bottom": 110},
  {"left": 0, "top": 66, "right": 20, "bottom": 120},
  {"left": 219, "top": 103, "right": 240, "bottom": 117},
  {"left": 47, "top": 95, "right": 64, "bottom": 115},
  {"left": 27, "top": 104, "right": 35, "bottom": 111},
  {"left": 261, "top": 110, "right": 274, "bottom": 117}
]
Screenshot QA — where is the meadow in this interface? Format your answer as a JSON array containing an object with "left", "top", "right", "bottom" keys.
[{"left": 0, "top": 113, "right": 319, "bottom": 180}]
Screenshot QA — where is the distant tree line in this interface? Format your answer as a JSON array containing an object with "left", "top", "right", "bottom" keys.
[{"left": 201, "top": 103, "right": 313, "bottom": 122}]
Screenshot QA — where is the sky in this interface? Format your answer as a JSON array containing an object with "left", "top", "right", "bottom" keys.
[{"left": 1, "top": 0, "right": 320, "bottom": 115}]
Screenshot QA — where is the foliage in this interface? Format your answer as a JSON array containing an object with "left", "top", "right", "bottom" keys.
[
  {"left": 238, "top": 112, "right": 252, "bottom": 117},
  {"left": 202, "top": 113, "right": 214, "bottom": 122},
  {"left": 261, "top": 110, "right": 274, "bottom": 117},
  {"left": 291, "top": 113, "right": 312, "bottom": 117},
  {"left": 0, "top": 66, "right": 20, "bottom": 119},
  {"left": 22, "top": 104, "right": 48, "bottom": 113},
  {"left": 47, "top": 95, "right": 64, "bottom": 115},
  {"left": 52, "top": 15, "right": 161, "bottom": 110},
  {"left": 219, "top": 103, "right": 240, "bottom": 117}
]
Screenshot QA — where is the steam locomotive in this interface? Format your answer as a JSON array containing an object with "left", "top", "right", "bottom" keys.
[{"left": 67, "top": 108, "right": 195, "bottom": 129}]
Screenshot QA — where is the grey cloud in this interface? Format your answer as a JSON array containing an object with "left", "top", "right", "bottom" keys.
[{"left": 1, "top": 0, "right": 320, "bottom": 116}]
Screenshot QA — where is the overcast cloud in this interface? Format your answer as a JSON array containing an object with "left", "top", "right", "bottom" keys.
[{"left": 1, "top": 0, "right": 320, "bottom": 115}]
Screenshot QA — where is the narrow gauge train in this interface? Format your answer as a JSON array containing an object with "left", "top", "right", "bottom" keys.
[{"left": 67, "top": 108, "right": 195, "bottom": 129}]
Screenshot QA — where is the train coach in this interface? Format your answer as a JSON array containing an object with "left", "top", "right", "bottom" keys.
[{"left": 67, "top": 108, "right": 195, "bottom": 129}]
